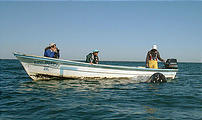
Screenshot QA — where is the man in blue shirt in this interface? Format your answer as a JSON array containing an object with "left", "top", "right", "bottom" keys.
[{"left": 44, "top": 43, "right": 60, "bottom": 58}]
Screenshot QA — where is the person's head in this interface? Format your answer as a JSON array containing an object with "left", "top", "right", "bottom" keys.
[
  {"left": 49, "top": 43, "right": 56, "bottom": 50},
  {"left": 93, "top": 50, "right": 99, "bottom": 56},
  {"left": 152, "top": 45, "right": 157, "bottom": 50}
]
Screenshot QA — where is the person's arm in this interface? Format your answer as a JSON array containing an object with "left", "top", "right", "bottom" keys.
[
  {"left": 55, "top": 48, "right": 60, "bottom": 58},
  {"left": 86, "top": 53, "right": 93, "bottom": 64},
  {"left": 146, "top": 52, "right": 149, "bottom": 68},
  {"left": 157, "top": 51, "right": 165, "bottom": 62},
  {"left": 57, "top": 52, "right": 60, "bottom": 58},
  {"left": 57, "top": 49, "right": 60, "bottom": 58},
  {"left": 90, "top": 55, "right": 93, "bottom": 64}
]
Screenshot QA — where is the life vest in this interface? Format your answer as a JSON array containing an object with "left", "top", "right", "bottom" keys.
[
  {"left": 149, "top": 52, "right": 158, "bottom": 61},
  {"left": 93, "top": 55, "right": 99, "bottom": 64}
]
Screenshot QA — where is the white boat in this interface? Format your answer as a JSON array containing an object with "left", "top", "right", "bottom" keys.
[{"left": 14, "top": 52, "right": 178, "bottom": 81}]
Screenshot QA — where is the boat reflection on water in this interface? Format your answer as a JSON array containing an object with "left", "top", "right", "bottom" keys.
[
  {"left": 18, "top": 77, "right": 145, "bottom": 93},
  {"left": 18, "top": 75, "right": 172, "bottom": 93}
]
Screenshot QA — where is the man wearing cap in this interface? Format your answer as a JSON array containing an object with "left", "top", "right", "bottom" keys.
[
  {"left": 146, "top": 45, "right": 165, "bottom": 69},
  {"left": 86, "top": 50, "right": 99, "bottom": 64},
  {"left": 44, "top": 43, "right": 60, "bottom": 58}
]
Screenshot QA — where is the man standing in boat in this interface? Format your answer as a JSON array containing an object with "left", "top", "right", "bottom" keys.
[
  {"left": 44, "top": 43, "right": 60, "bottom": 59},
  {"left": 86, "top": 50, "right": 99, "bottom": 64},
  {"left": 146, "top": 45, "right": 165, "bottom": 69}
]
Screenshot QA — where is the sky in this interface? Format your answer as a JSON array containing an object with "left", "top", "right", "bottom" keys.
[{"left": 0, "top": 1, "right": 202, "bottom": 62}]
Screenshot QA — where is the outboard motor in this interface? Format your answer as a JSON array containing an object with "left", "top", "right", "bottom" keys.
[
  {"left": 149, "top": 73, "right": 167, "bottom": 83},
  {"left": 165, "top": 59, "right": 178, "bottom": 69}
]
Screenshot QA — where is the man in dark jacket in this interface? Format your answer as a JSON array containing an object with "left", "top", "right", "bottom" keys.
[
  {"left": 86, "top": 50, "right": 99, "bottom": 64},
  {"left": 146, "top": 45, "right": 165, "bottom": 69},
  {"left": 44, "top": 43, "right": 60, "bottom": 58}
]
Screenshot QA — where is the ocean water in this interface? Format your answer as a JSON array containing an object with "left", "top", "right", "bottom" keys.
[{"left": 0, "top": 59, "right": 202, "bottom": 120}]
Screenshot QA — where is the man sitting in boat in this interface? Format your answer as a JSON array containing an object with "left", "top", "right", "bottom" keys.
[
  {"left": 44, "top": 43, "right": 60, "bottom": 59},
  {"left": 146, "top": 45, "right": 165, "bottom": 69},
  {"left": 86, "top": 50, "right": 99, "bottom": 64}
]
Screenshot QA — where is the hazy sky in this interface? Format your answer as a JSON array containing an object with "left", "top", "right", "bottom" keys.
[{"left": 0, "top": 1, "right": 202, "bottom": 62}]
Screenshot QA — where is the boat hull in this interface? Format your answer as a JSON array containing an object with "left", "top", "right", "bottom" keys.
[{"left": 14, "top": 53, "right": 178, "bottom": 81}]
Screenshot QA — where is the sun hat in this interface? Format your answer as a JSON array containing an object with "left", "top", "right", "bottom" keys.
[
  {"left": 152, "top": 45, "right": 157, "bottom": 50},
  {"left": 93, "top": 49, "right": 99, "bottom": 53},
  {"left": 49, "top": 43, "right": 56, "bottom": 47}
]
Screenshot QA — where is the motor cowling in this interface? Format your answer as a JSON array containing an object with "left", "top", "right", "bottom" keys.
[{"left": 165, "top": 59, "right": 178, "bottom": 69}]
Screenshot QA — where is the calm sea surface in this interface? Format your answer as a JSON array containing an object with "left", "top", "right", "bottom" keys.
[{"left": 0, "top": 59, "right": 202, "bottom": 120}]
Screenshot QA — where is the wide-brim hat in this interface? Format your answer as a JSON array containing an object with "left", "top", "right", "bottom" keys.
[{"left": 49, "top": 43, "right": 56, "bottom": 47}]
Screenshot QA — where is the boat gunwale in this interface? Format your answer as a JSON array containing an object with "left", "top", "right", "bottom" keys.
[{"left": 13, "top": 52, "right": 178, "bottom": 72}]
